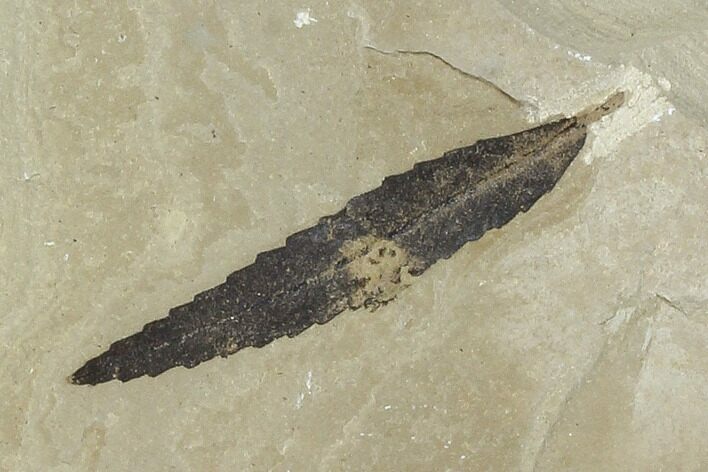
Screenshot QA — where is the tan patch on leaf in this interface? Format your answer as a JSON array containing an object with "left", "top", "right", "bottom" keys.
[{"left": 340, "top": 236, "right": 417, "bottom": 310}]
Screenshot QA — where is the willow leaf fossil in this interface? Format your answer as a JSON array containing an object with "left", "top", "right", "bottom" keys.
[{"left": 71, "top": 93, "right": 624, "bottom": 385}]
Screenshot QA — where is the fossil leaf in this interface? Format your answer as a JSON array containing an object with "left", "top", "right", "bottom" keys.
[{"left": 71, "top": 93, "right": 623, "bottom": 385}]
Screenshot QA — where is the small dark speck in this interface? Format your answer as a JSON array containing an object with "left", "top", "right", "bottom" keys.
[
  {"left": 154, "top": 96, "right": 159, "bottom": 100},
  {"left": 459, "top": 348, "right": 464, "bottom": 352},
  {"left": 211, "top": 129, "right": 217, "bottom": 138}
]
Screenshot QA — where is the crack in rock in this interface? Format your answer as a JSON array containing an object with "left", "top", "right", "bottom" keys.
[{"left": 363, "top": 45, "right": 523, "bottom": 106}]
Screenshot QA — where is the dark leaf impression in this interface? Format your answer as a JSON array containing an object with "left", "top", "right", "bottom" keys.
[{"left": 71, "top": 93, "right": 624, "bottom": 385}]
